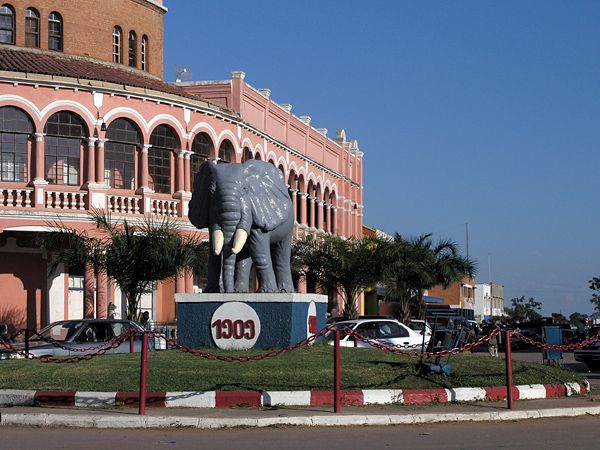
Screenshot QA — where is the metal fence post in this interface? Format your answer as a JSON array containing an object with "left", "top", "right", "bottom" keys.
[
  {"left": 504, "top": 329, "right": 514, "bottom": 410},
  {"left": 334, "top": 329, "right": 341, "bottom": 413},
  {"left": 25, "top": 329, "right": 30, "bottom": 356},
  {"left": 139, "top": 331, "right": 149, "bottom": 416}
]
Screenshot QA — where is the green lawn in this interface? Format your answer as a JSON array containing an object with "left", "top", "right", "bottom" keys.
[{"left": 0, "top": 345, "right": 583, "bottom": 392}]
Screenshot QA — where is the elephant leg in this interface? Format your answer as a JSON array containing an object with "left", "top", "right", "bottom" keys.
[
  {"left": 204, "top": 251, "right": 222, "bottom": 293},
  {"left": 249, "top": 230, "right": 277, "bottom": 292},
  {"left": 234, "top": 247, "right": 252, "bottom": 293},
  {"left": 272, "top": 234, "right": 294, "bottom": 293}
]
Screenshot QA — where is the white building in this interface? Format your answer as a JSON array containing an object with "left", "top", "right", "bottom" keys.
[{"left": 474, "top": 282, "right": 505, "bottom": 322}]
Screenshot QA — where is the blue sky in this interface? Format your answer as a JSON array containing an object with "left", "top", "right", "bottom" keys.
[{"left": 164, "top": 1, "right": 600, "bottom": 316}]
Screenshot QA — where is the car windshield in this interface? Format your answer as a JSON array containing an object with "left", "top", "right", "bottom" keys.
[
  {"left": 329, "top": 322, "right": 356, "bottom": 331},
  {"left": 324, "top": 322, "right": 356, "bottom": 341},
  {"left": 37, "top": 321, "right": 84, "bottom": 342},
  {"left": 409, "top": 322, "right": 423, "bottom": 332}
]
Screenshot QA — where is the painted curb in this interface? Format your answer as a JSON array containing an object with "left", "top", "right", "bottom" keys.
[
  {"left": 2, "top": 406, "right": 600, "bottom": 429},
  {"left": 0, "top": 382, "right": 589, "bottom": 409}
]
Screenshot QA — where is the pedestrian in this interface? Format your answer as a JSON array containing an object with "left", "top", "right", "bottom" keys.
[
  {"left": 140, "top": 311, "right": 151, "bottom": 330},
  {"left": 488, "top": 320, "right": 499, "bottom": 357},
  {"left": 107, "top": 303, "right": 120, "bottom": 319},
  {"left": 577, "top": 319, "right": 587, "bottom": 341}
]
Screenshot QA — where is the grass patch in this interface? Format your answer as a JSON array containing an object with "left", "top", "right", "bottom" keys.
[{"left": 0, "top": 345, "right": 583, "bottom": 392}]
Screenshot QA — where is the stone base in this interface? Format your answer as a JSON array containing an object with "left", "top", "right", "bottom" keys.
[{"left": 175, "top": 293, "right": 328, "bottom": 350}]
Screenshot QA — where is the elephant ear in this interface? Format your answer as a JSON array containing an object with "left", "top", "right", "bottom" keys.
[
  {"left": 188, "top": 161, "right": 215, "bottom": 229},
  {"left": 244, "top": 160, "right": 292, "bottom": 231}
]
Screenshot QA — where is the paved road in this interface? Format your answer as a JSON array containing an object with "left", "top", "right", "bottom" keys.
[{"left": 1, "top": 416, "right": 598, "bottom": 449}]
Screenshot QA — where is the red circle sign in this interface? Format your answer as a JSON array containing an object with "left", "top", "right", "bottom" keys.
[{"left": 210, "top": 302, "right": 261, "bottom": 349}]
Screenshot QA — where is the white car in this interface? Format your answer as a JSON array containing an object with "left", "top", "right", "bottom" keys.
[
  {"left": 408, "top": 319, "right": 432, "bottom": 340},
  {"left": 326, "top": 318, "right": 428, "bottom": 349}
]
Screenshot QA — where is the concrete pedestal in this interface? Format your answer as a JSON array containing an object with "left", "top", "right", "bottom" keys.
[{"left": 175, "top": 293, "right": 328, "bottom": 349}]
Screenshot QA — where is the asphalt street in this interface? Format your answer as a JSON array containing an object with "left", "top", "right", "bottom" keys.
[{"left": 0, "top": 415, "right": 598, "bottom": 450}]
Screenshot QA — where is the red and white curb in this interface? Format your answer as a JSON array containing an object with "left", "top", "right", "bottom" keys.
[{"left": 0, "top": 382, "right": 589, "bottom": 409}]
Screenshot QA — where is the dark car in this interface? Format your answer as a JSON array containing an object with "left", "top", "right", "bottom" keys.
[
  {"left": 574, "top": 342, "right": 600, "bottom": 371},
  {"left": 0, "top": 319, "right": 150, "bottom": 361}
]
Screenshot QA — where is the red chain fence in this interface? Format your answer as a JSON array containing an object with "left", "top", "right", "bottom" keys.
[{"left": 1, "top": 326, "right": 599, "bottom": 414}]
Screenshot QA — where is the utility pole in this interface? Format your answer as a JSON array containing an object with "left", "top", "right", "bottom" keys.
[{"left": 465, "top": 222, "right": 469, "bottom": 259}]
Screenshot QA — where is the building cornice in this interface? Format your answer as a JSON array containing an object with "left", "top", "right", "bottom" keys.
[{"left": 0, "top": 74, "right": 361, "bottom": 188}]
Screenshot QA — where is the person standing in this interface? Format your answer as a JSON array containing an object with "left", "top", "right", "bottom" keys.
[{"left": 140, "top": 311, "right": 151, "bottom": 330}]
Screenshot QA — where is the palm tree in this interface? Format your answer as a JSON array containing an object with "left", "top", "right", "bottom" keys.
[
  {"left": 293, "top": 234, "right": 385, "bottom": 319},
  {"left": 40, "top": 211, "right": 208, "bottom": 320},
  {"left": 381, "top": 233, "right": 476, "bottom": 323}
]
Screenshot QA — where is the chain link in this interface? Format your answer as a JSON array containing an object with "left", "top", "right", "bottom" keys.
[
  {"left": 345, "top": 327, "right": 503, "bottom": 358},
  {"left": 149, "top": 327, "right": 332, "bottom": 362},
  {"left": 513, "top": 329, "right": 600, "bottom": 351},
  {"left": 3, "top": 325, "right": 599, "bottom": 365},
  {"left": 24, "top": 329, "right": 135, "bottom": 353},
  {"left": 0, "top": 329, "right": 137, "bottom": 363}
]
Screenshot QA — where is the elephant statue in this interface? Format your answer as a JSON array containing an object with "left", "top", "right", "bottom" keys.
[{"left": 188, "top": 159, "right": 295, "bottom": 294}]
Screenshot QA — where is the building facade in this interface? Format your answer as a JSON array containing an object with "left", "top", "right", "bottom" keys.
[
  {"left": 0, "top": 0, "right": 363, "bottom": 333},
  {"left": 427, "top": 277, "right": 476, "bottom": 320},
  {"left": 474, "top": 282, "right": 505, "bottom": 322}
]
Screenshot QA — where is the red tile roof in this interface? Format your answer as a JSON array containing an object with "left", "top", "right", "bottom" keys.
[{"left": 0, "top": 46, "right": 229, "bottom": 111}]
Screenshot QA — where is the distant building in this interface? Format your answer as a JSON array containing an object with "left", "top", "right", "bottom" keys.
[
  {"left": 474, "top": 282, "right": 505, "bottom": 321},
  {"left": 427, "top": 277, "right": 476, "bottom": 320}
]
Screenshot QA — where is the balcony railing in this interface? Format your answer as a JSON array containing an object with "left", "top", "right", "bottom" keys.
[
  {"left": 1, "top": 188, "right": 33, "bottom": 208},
  {"left": 0, "top": 185, "right": 186, "bottom": 219},
  {"left": 151, "top": 198, "right": 178, "bottom": 217},
  {"left": 108, "top": 194, "right": 141, "bottom": 215},
  {"left": 46, "top": 190, "right": 87, "bottom": 210}
]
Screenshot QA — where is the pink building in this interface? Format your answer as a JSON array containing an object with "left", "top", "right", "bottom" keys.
[{"left": 0, "top": 0, "right": 363, "bottom": 332}]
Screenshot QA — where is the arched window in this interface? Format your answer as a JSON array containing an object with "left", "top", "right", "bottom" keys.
[
  {"left": 218, "top": 140, "right": 234, "bottom": 163},
  {"left": 0, "top": 106, "right": 33, "bottom": 182},
  {"left": 141, "top": 35, "right": 148, "bottom": 71},
  {"left": 322, "top": 189, "right": 329, "bottom": 231},
  {"left": 105, "top": 118, "right": 140, "bottom": 190},
  {"left": 44, "top": 112, "right": 87, "bottom": 186},
  {"left": 296, "top": 175, "right": 304, "bottom": 224},
  {"left": 329, "top": 193, "right": 336, "bottom": 233},
  {"left": 0, "top": 5, "right": 15, "bottom": 44},
  {"left": 191, "top": 132, "right": 213, "bottom": 187},
  {"left": 112, "top": 26, "right": 122, "bottom": 64},
  {"left": 128, "top": 30, "right": 137, "bottom": 68},
  {"left": 25, "top": 8, "right": 39, "bottom": 47},
  {"left": 306, "top": 181, "right": 314, "bottom": 227},
  {"left": 242, "top": 147, "right": 252, "bottom": 162},
  {"left": 149, "top": 125, "right": 178, "bottom": 194},
  {"left": 48, "top": 12, "right": 62, "bottom": 51}
]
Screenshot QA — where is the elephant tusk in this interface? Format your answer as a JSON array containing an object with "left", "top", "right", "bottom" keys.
[
  {"left": 213, "top": 230, "right": 224, "bottom": 255},
  {"left": 231, "top": 229, "right": 248, "bottom": 254}
]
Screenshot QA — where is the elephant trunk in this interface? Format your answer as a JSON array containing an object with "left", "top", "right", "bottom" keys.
[{"left": 218, "top": 203, "right": 242, "bottom": 293}]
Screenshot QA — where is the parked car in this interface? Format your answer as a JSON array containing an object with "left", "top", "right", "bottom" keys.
[
  {"left": 325, "top": 318, "right": 428, "bottom": 349},
  {"left": 574, "top": 342, "right": 600, "bottom": 371},
  {"left": 408, "top": 319, "right": 432, "bottom": 341},
  {"left": 0, "top": 319, "right": 150, "bottom": 361}
]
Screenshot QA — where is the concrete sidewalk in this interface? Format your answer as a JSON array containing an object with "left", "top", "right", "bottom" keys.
[{"left": 2, "top": 394, "right": 599, "bottom": 429}]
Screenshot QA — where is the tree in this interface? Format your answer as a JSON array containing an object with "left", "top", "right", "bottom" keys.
[
  {"left": 380, "top": 233, "right": 476, "bottom": 323},
  {"left": 590, "top": 277, "right": 600, "bottom": 313},
  {"left": 293, "top": 234, "right": 385, "bottom": 319},
  {"left": 569, "top": 312, "right": 588, "bottom": 327},
  {"left": 504, "top": 296, "right": 542, "bottom": 324},
  {"left": 551, "top": 312, "right": 567, "bottom": 324},
  {"left": 40, "top": 211, "right": 207, "bottom": 320}
]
